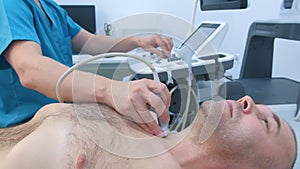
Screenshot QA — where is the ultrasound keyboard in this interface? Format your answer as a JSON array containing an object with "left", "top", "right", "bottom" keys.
[{"left": 128, "top": 50, "right": 234, "bottom": 81}]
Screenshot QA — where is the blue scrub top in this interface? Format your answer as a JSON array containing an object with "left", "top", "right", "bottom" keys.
[{"left": 0, "top": 0, "right": 81, "bottom": 127}]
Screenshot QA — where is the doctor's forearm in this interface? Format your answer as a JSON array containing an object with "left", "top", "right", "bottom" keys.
[
  {"left": 80, "top": 35, "right": 138, "bottom": 55},
  {"left": 3, "top": 40, "right": 112, "bottom": 105},
  {"left": 20, "top": 56, "right": 112, "bottom": 104},
  {"left": 73, "top": 29, "right": 172, "bottom": 56},
  {"left": 72, "top": 29, "right": 138, "bottom": 55}
]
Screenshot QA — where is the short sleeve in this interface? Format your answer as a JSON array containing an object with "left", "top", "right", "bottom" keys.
[
  {"left": 0, "top": 1, "right": 12, "bottom": 69},
  {"left": 46, "top": 0, "right": 81, "bottom": 38},
  {"left": 66, "top": 14, "right": 82, "bottom": 39},
  {"left": 0, "top": 0, "right": 40, "bottom": 55},
  {"left": 0, "top": 0, "right": 12, "bottom": 55}
]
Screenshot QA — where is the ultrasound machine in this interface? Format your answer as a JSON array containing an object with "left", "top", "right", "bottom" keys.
[
  {"left": 126, "top": 21, "right": 235, "bottom": 129},
  {"left": 70, "top": 18, "right": 235, "bottom": 130}
]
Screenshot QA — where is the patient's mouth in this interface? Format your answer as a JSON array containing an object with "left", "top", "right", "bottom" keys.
[{"left": 226, "top": 100, "right": 233, "bottom": 118}]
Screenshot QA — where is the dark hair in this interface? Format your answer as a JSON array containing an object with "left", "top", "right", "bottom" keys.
[
  {"left": 289, "top": 124, "right": 298, "bottom": 169},
  {"left": 254, "top": 122, "right": 298, "bottom": 169}
]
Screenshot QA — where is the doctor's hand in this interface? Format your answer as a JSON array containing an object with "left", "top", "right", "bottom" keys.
[
  {"left": 135, "top": 35, "right": 173, "bottom": 57},
  {"left": 107, "top": 78, "right": 171, "bottom": 137}
]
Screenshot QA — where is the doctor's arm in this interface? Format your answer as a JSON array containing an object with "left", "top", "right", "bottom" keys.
[
  {"left": 71, "top": 29, "right": 173, "bottom": 56},
  {"left": 3, "top": 40, "right": 170, "bottom": 137}
]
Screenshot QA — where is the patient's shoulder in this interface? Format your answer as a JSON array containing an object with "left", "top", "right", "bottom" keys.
[
  {"left": 40, "top": 102, "right": 72, "bottom": 120},
  {"left": 37, "top": 103, "right": 114, "bottom": 118},
  {"left": 35, "top": 103, "right": 114, "bottom": 124},
  {"left": 35, "top": 103, "right": 74, "bottom": 118}
]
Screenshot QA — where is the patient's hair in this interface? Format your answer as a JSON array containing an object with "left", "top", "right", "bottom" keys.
[
  {"left": 254, "top": 122, "right": 298, "bottom": 169},
  {"left": 290, "top": 125, "right": 298, "bottom": 169},
  {"left": 253, "top": 122, "right": 298, "bottom": 169},
  {"left": 0, "top": 103, "right": 71, "bottom": 148},
  {"left": 0, "top": 103, "right": 135, "bottom": 148},
  {"left": 0, "top": 103, "right": 144, "bottom": 169}
]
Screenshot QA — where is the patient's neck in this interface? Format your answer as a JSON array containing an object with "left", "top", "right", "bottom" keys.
[{"left": 167, "top": 134, "right": 231, "bottom": 169}]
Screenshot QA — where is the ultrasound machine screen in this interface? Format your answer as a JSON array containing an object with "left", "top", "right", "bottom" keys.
[{"left": 177, "top": 23, "right": 220, "bottom": 51}]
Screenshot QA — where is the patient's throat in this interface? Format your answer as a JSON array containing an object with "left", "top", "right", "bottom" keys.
[{"left": 76, "top": 153, "right": 87, "bottom": 169}]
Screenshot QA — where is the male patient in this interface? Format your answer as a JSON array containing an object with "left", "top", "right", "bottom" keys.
[{"left": 0, "top": 96, "right": 297, "bottom": 169}]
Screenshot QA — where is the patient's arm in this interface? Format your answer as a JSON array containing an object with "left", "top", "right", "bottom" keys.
[{"left": 0, "top": 103, "right": 180, "bottom": 169}]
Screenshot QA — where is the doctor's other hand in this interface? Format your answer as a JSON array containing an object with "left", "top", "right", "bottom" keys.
[
  {"left": 134, "top": 35, "right": 173, "bottom": 57},
  {"left": 107, "top": 78, "right": 171, "bottom": 137}
]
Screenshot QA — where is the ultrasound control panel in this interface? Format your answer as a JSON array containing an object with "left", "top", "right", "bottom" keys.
[
  {"left": 129, "top": 51, "right": 188, "bottom": 73},
  {"left": 128, "top": 50, "right": 234, "bottom": 81},
  {"left": 128, "top": 21, "right": 233, "bottom": 80}
]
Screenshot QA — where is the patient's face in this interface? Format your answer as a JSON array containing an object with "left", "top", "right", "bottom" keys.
[{"left": 197, "top": 96, "right": 296, "bottom": 167}]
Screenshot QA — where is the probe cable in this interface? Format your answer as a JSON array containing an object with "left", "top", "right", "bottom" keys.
[
  {"left": 56, "top": 52, "right": 160, "bottom": 103},
  {"left": 56, "top": 52, "right": 199, "bottom": 133}
]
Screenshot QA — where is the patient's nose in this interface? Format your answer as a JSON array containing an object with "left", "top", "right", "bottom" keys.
[{"left": 238, "top": 95, "right": 255, "bottom": 114}]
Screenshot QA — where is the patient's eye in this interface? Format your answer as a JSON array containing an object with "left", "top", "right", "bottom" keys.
[
  {"left": 262, "top": 119, "right": 269, "bottom": 128},
  {"left": 258, "top": 114, "right": 269, "bottom": 129}
]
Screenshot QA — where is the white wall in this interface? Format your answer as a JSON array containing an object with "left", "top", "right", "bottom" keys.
[
  {"left": 55, "top": 0, "right": 195, "bottom": 35},
  {"left": 197, "top": 0, "right": 300, "bottom": 81},
  {"left": 194, "top": 0, "right": 282, "bottom": 78},
  {"left": 55, "top": 0, "right": 300, "bottom": 81},
  {"left": 273, "top": 39, "right": 300, "bottom": 82}
]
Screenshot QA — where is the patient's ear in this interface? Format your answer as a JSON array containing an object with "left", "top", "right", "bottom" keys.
[{"left": 76, "top": 153, "right": 87, "bottom": 169}]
